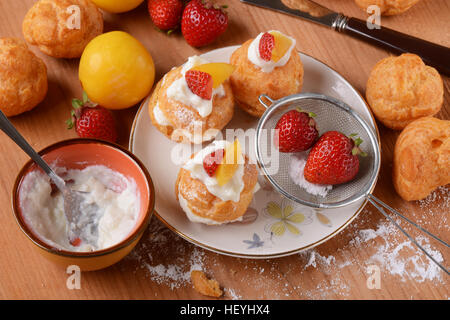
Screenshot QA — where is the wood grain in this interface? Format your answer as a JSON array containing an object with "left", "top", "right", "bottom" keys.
[{"left": 0, "top": 0, "right": 448, "bottom": 300}]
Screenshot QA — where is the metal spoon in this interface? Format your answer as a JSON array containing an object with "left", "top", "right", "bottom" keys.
[{"left": 0, "top": 110, "right": 97, "bottom": 247}]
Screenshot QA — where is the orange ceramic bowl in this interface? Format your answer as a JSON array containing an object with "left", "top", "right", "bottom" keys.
[{"left": 12, "top": 138, "right": 155, "bottom": 271}]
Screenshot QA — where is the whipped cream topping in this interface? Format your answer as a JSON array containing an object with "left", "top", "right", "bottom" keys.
[
  {"left": 153, "top": 102, "right": 172, "bottom": 126},
  {"left": 182, "top": 140, "right": 245, "bottom": 203},
  {"left": 166, "top": 56, "right": 225, "bottom": 118},
  {"left": 247, "top": 31, "right": 296, "bottom": 73}
]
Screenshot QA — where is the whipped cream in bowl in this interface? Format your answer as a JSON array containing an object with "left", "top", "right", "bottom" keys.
[
  {"left": 247, "top": 30, "right": 296, "bottom": 73},
  {"left": 19, "top": 165, "right": 140, "bottom": 252},
  {"left": 12, "top": 139, "right": 155, "bottom": 270}
]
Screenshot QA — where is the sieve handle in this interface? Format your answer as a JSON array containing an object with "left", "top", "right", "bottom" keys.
[
  {"left": 367, "top": 195, "right": 449, "bottom": 276},
  {"left": 259, "top": 94, "right": 274, "bottom": 109}
]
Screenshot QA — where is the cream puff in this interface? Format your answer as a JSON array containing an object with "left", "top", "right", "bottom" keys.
[
  {"left": 366, "top": 53, "right": 443, "bottom": 130},
  {"left": 149, "top": 56, "right": 235, "bottom": 144},
  {"left": 0, "top": 38, "right": 48, "bottom": 117},
  {"left": 393, "top": 117, "right": 449, "bottom": 201},
  {"left": 175, "top": 139, "right": 259, "bottom": 225},
  {"left": 22, "top": 0, "right": 103, "bottom": 58},
  {"left": 230, "top": 30, "right": 304, "bottom": 117}
]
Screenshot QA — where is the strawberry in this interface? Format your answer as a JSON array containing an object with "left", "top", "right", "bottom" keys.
[
  {"left": 259, "top": 32, "right": 275, "bottom": 61},
  {"left": 274, "top": 108, "right": 318, "bottom": 153},
  {"left": 203, "top": 148, "right": 225, "bottom": 177},
  {"left": 148, "top": 0, "right": 183, "bottom": 31},
  {"left": 303, "top": 131, "right": 367, "bottom": 185},
  {"left": 67, "top": 93, "right": 118, "bottom": 143},
  {"left": 181, "top": 0, "right": 228, "bottom": 47},
  {"left": 185, "top": 69, "right": 213, "bottom": 100},
  {"left": 70, "top": 237, "right": 82, "bottom": 247}
]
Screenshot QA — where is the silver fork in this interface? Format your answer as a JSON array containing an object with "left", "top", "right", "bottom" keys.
[{"left": 0, "top": 110, "right": 97, "bottom": 247}]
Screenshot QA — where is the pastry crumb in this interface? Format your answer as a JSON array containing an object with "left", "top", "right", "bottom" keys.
[{"left": 190, "top": 270, "right": 223, "bottom": 298}]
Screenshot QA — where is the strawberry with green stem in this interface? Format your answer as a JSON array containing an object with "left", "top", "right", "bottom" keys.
[
  {"left": 148, "top": 0, "right": 184, "bottom": 33},
  {"left": 275, "top": 107, "right": 319, "bottom": 153},
  {"left": 181, "top": 0, "right": 228, "bottom": 47},
  {"left": 67, "top": 92, "right": 118, "bottom": 143},
  {"left": 304, "top": 131, "right": 367, "bottom": 185}
]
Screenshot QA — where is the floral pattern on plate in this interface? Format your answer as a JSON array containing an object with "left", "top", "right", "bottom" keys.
[{"left": 263, "top": 200, "right": 314, "bottom": 237}]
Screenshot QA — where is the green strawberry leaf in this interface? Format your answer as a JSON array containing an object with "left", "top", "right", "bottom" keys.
[
  {"left": 72, "top": 99, "right": 83, "bottom": 109},
  {"left": 66, "top": 118, "right": 74, "bottom": 129},
  {"left": 82, "top": 91, "right": 89, "bottom": 104}
]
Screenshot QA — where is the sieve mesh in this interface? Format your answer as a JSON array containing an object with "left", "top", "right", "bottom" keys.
[{"left": 255, "top": 93, "right": 380, "bottom": 209}]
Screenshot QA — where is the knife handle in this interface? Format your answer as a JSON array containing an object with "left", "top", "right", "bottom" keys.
[{"left": 341, "top": 17, "right": 450, "bottom": 76}]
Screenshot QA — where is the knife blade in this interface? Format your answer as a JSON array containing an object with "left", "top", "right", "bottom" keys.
[
  {"left": 240, "top": 0, "right": 450, "bottom": 76},
  {"left": 240, "top": 0, "right": 340, "bottom": 29}
]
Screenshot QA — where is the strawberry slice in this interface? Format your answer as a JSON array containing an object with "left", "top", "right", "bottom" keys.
[
  {"left": 203, "top": 149, "right": 225, "bottom": 177},
  {"left": 185, "top": 70, "right": 213, "bottom": 100},
  {"left": 259, "top": 32, "right": 275, "bottom": 61},
  {"left": 70, "top": 237, "right": 82, "bottom": 247}
]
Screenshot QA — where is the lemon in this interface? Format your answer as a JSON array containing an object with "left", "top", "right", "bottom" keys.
[
  {"left": 91, "top": 0, "right": 144, "bottom": 13},
  {"left": 79, "top": 31, "right": 155, "bottom": 110}
]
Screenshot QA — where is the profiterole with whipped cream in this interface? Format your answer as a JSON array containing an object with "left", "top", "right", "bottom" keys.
[
  {"left": 230, "top": 30, "right": 304, "bottom": 117},
  {"left": 149, "top": 56, "right": 235, "bottom": 144},
  {"left": 175, "top": 139, "right": 259, "bottom": 225}
]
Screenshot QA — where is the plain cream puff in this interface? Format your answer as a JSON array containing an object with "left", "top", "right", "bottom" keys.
[
  {"left": 393, "top": 117, "right": 449, "bottom": 201},
  {"left": 0, "top": 38, "right": 47, "bottom": 117},
  {"left": 366, "top": 53, "right": 443, "bottom": 130},
  {"left": 23, "top": 0, "right": 103, "bottom": 58}
]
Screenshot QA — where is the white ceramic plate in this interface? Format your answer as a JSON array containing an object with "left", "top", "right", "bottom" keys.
[{"left": 129, "top": 46, "right": 380, "bottom": 258}]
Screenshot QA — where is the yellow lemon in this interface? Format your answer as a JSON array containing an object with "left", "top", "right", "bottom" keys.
[
  {"left": 79, "top": 31, "right": 155, "bottom": 110},
  {"left": 91, "top": 0, "right": 144, "bottom": 13}
]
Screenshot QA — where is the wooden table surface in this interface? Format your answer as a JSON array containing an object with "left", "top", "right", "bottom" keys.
[{"left": 0, "top": 0, "right": 448, "bottom": 300}]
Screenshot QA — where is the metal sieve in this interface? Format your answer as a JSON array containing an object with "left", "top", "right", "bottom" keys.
[
  {"left": 255, "top": 93, "right": 380, "bottom": 209},
  {"left": 255, "top": 93, "right": 449, "bottom": 274}
]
